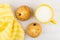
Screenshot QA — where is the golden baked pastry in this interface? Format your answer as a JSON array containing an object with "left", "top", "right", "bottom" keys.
[
  {"left": 26, "top": 23, "right": 42, "bottom": 38},
  {"left": 0, "top": 4, "right": 24, "bottom": 40},
  {"left": 16, "top": 5, "right": 31, "bottom": 21}
]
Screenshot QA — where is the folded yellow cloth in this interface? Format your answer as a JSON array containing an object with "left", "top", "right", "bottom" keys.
[{"left": 0, "top": 4, "right": 24, "bottom": 40}]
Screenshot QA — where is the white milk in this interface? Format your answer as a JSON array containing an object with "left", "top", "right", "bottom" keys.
[{"left": 36, "top": 6, "right": 52, "bottom": 22}]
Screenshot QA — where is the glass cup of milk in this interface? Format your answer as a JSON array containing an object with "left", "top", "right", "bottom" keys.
[{"left": 35, "top": 4, "right": 56, "bottom": 24}]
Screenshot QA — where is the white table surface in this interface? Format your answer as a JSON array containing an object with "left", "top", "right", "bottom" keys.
[{"left": 0, "top": 0, "right": 60, "bottom": 40}]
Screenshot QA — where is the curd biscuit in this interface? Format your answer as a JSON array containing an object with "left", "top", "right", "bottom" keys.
[
  {"left": 16, "top": 5, "right": 31, "bottom": 21},
  {"left": 26, "top": 23, "right": 42, "bottom": 38}
]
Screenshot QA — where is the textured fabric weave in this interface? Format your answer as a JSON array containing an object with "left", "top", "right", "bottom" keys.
[{"left": 0, "top": 4, "right": 24, "bottom": 40}]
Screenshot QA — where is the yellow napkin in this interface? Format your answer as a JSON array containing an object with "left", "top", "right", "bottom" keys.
[{"left": 0, "top": 4, "right": 24, "bottom": 40}]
